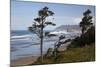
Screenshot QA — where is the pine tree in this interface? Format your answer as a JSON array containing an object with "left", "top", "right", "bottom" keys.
[
  {"left": 28, "top": 6, "right": 56, "bottom": 63},
  {"left": 80, "top": 9, "right": 93, "bottom": 35}
]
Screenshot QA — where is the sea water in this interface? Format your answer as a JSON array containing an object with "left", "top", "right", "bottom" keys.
[{"left": 10, "top": 30, "right": 80, "bottom": 60}]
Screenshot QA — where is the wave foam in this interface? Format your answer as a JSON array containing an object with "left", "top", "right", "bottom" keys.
[{"left": 11, "top": 35, "right": 32, "bottom": 39}]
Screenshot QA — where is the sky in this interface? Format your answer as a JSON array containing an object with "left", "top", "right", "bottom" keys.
[{"left": 11, "top": 0, "right": 95, "bottom": 30}]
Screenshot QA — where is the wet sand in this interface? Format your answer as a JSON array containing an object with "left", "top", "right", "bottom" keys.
[{"left": 11, "top": 56, "right": 38, "bottom": 67}]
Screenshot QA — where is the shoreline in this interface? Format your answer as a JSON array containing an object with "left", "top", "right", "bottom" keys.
[
  {"left": 11, "top": 56, "right": 38, "bottom": 66},
  {"left": 11, "top": 42, "right": 71, "bottom": 66}
]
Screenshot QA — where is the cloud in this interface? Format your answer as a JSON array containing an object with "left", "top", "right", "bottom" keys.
[
  {"left": 44, "top": 16, "right": 82, "bottom": 30},
  {"left": 49, "top": 16, "right": 82, "bottom": 25},
  {"left": 73, "top": 17, "right": 81, "bottom": 24}
]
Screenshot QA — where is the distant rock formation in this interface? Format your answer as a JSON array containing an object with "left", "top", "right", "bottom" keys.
[
  {"left": 47, "top": 25, "right": 81, "bottom": 36},
  {"left": 55, "top": 25, "right": 81, "bottom": 32}
]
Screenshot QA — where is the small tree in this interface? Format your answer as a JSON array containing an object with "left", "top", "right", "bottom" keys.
[
  {"left": 53, "top": 35, "right": 66, "bottom": 61},
  {"left": 28, "top": 6, "right": 56, "bottom": 63},
  {"left": 80, "top": 9, "right": 93, "bottom": 35}
]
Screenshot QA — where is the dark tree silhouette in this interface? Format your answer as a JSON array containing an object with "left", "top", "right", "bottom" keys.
[
  {"left": 28, "top": 6, "right": 56, "bottom": 63},
  {"left": 53, "top": 35, "right": 66, "bottom": 61},
  {"left": 68, "top": 9, "right": 94, "bottom": 47},
  {"left": 80, "top": 9, "right": 93, "bottom": 35}
]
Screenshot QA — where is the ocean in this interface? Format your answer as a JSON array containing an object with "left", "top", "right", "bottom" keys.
[{"left": 10, "top": 30, "right": 80, "bottom": 60}]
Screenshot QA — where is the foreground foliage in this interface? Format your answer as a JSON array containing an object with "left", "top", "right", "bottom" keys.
[
  {"left": 31, "top": 43, "right": 95, "bottom": 65},
  {"left": 69, "top": 26, "right": 95, "bottom": 48}
]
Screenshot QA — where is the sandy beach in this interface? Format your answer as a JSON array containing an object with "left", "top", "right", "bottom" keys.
[
  {"left": 11, "top": 56, "right": 38, "bottom": 67},
  {"left": 11, "top": 42, "right": 70, "bottom": 67}
]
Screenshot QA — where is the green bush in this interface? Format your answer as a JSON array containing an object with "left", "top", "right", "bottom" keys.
[{"left": 69, "top": 26, "right": 95, "bottom": 48}]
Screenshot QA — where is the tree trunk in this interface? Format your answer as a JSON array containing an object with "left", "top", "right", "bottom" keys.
[{"left": 40, "top": 16, "right": 44, "bottom": 63}]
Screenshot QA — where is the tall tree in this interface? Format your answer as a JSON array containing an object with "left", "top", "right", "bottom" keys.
[
  {"left": 28, "top": 6, "right": 56, "bottom": 63},
  {"left": 80, "top": 9, "right": 93, "bottom": 35}
]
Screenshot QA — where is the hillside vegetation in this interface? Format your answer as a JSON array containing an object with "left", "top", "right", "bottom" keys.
[{"left": 32, "top": 43, "right": 95, "bottom": 65}]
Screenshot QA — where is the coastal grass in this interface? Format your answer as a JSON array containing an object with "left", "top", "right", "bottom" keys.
[{"left": 33, "top": 43, "right": 95, "bottom": 65}]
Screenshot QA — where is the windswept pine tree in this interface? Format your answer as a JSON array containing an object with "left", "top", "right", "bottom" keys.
[
  {"left": 69, "top": 9, "right": 95, "bottom": 47},
  {"left": 28, "top": 6, "right": 56, "bottom": 63},
  {"left": 80, "top": 9, "right": 93, "bottom": 35}
]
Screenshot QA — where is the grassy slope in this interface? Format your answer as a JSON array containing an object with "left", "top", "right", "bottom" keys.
[{"left": 32, "top": 43, "right": 95, "bottom": 65}]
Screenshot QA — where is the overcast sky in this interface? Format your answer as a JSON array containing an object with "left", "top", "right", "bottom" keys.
[{"left": 11, "top": 0, "right": 95, "bottom": 30}]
